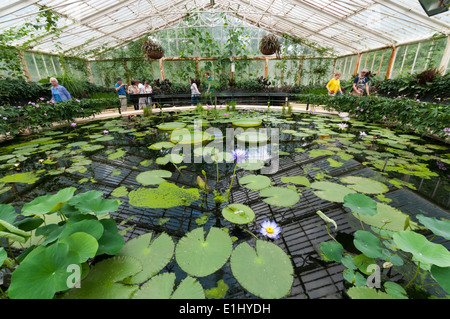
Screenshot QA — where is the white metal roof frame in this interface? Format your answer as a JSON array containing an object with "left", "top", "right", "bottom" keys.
[{"left": 0, "top": 0, "right": 449, "bottom": 58}]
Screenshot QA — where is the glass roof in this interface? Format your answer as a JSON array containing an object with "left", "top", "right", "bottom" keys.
[{"left": 1, "top": 0, "right": 449, "bottom": 57}]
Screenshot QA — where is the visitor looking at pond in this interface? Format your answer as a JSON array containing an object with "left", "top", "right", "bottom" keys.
[
  {"left": 135, "top": 79, "right": 146, "bottom": 110},
  {"left": 144, "top": 80, "right": 153, "bottom": 106},
  {"left": 115, "top": 77, "right": 128, "bottom": 112},
  {"left": 351, "top": 69, "right": 371, "bottom": 96},
  {"left": 326, "top": 72, "right": 343, "bottom": 96},
  {"left": 50, "top": 77, "right": 72, "bottom": 102},
  {"left": 205, "top": 72, "right": 214, "bottom": 105},
  {"left": 128, "top": 80, "right": 140, "bottom": 110}
]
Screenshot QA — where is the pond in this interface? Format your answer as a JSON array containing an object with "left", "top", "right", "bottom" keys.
[{"left": 0, "top": 107, "right": 449, "bottom": 299}]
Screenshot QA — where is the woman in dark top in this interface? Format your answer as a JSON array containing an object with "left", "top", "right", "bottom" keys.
[{"left": 352, "top": 69, "right": 370, "bottom": 96}]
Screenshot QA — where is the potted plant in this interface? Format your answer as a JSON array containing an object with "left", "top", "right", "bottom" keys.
[
  {"left": 142, "top": 39, "right": 165, "bottom": 60},
  {"left": 259, "top": 34, "right": 282, "bottom": 59}
]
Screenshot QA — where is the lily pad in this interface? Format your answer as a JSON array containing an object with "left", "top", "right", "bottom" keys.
[
  {"left": 133, "top": 273, "right": 205, "bottom": 299},
  {"left": 136, "top": 170, "right": 172, "bottom": 185},
  {"left": 320, "top": 241, "right": 344, "bottom": 262},
  {"left": 232, "top": 119, "right": 262, "bottom": 127},
  {"left": 355, "top": 203, "right": 419, "bottom": 232},
  {"left": 175, "top": 227, "right": 232, "bottom": 277},
  {"left": 148, "top": 142, "right": 175, "bottom": 150},
  {"left": 235, "top": 131, "right": 269, "bottom": 144},
  {"left": 222, "top": 204, "right": 255, "bottom": 224},
  {"left": 281, "top": 176, "right": 310, "bottom": 187},
  {"left": 157, "top": 122, "right": 187, "bottom": 131},
  {"left": 117, "top": 232, "right": 174, "bottom": 284},
  {"left": 0, "top": 172, "right": 41, "bottom": 185},
  {"left": 259, "top": 187, "right": 300, "bottom": 207},
  {"left": 230, "top": 240, "right": 294, "bottom": 299},
  {"left": 237, "top": 159, "right": 265, "bottom": 171},
  {"left": 239, "top": 175, "right": 271, "bottom": 191},
  {"left": 128, "top": 182, "right": 200, "bottom": 209},
  {"left": 310, "top": 181, "right": 356, "bottom": 203},
  {"left": 170, "top": 130, "right": 211, "bottom": 145},
  {"left": 341, "top": 176, "right": 389, "bottom": 194},
  {"left": 347, "top": 286, "right": 395, "bottom": 299}
]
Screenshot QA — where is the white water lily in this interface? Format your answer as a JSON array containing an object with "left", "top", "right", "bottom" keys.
[
  {"left": 337, "top": 123, "right": 348, "bottom": 130},
  {"left": 359, "top": 131, "right": 367, "bottom": 137},
  {"left": 338, "top": 112, "right": 349, "bottom": 118}
]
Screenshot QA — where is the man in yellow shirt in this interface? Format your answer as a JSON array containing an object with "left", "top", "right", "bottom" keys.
[{"left": 326, "top": 72, "right": 343, "bottom": 96}]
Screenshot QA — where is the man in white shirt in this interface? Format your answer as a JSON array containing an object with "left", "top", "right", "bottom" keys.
[{"left": 135, "top": 79, "right": 146, "bottom": 110}]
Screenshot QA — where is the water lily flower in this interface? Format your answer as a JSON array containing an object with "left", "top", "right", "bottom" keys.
[
  {"left": 382, "top": 116, "right": 387, "bottom": 120},
  {"left": 337, "top": 123, "right": 348, "bottom": 130},
  {"left": 36, "top": 105, "right": 39, "bottom": 108},
  {"left": 2, "top": 117, "right": 7, "bottom": 120},
  {"left": 76, "top": 99, "right": 81, "bottom": 102},
  {"left": 18, "top": 105, "right": 22, "bottom": 108},
  {"left": 103, "top": 130, "right": 109, "bottom": 135},
  {"left": 310, "top": 107, "right": 316, "bottom": 114},
  {"left": 40, "top": 97, "right": 45, "bottom": 101},
  {"left": 71, "top": 122, "right": 77, "bottom": 127},
  {"left": 44, "top": 113, "right": 47, "bottom": 116},
  {"left": 231, "top": 149, "right": 248, "bottom": 163},
  {"left": 359, "top": 131, "right": 367, "bottom": 137},
  {"left": 259, "top": 220, "right": 282, "bottom": 239}
]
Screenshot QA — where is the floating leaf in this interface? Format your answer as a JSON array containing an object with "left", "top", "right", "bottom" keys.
[
  {"left": 230, "top": 240, "right": 294, "bottom": 299},
  {"left": 259, "top": 187, "right": 300, "bottom": 207},
  {"left": 235, "top": 131, "right": 269, "bottom": 144},
  {"left": 237, "top": 159, "right": 265, "bottom": 171},
  {"left": 355, "top": 203, "right": 419, "bottom": 232},
  {"left": 222, "top": 204, "right": 255, "bottom": 224},
  {"left": 117, "top": 232, "right": 174, "bottom": 284},
  {"left": 353, "top": 254, "right": 376, "bottom": 275},
  {"left": 393, "top": 231, "right": 450, "bottom": 268},
  {"left": 61, "top": 256, "right": 142, "bottom": 299},
  {"left": 205, "top": 280, "right": 228, "bottom": 299},
  {"left": 0, "top": 204, "right": 17, "bottom": 224},
  {"left": 341, "top": 176, "right": 389, "bottom": 194},
  {"left": 132, "top": 273, "right": 205, "bottom": 299},
  {"left": 347, "top": 287, "right": 396, "bottom": 299},
  {"left": 157, "top": 122, "right": 186, "bottom": 131},
  {"left": 343, "top": 269, "right": 367, "bottom": 286},
  {"left": 176, "top": 227, "right": 232, "bottom": 277},
  {"left": 308, "top": 149, "right": 335, "bottom": 158},
  {"left": 327, "top": 158, "right": 344, "bottom": 167},
  {"left": 107, "top": 148, "right": 126, "bottom": 160},
  {"left": 148, "top": 142, "right": 175, "bottom": 150},
  {"left": 311, "top": 181, "right": 356, "bottom": 203},
  {"left": 155, "top": 153, "right": 184, "bottom": 165},
  {"left": 281, "top": 176, "right": 310, "bottom": 187},
  {"left": 136, "top": 170, "right": 172, "bottom": 185},
  {"left": 111, "top": 186, "right": 129, "bottom": 198},
  {"left": 232, "top": 119, "right": 262, "bottom": 127},
  {"left": 0, "top": 171, "right": 41, "bottom": 184},
  {"left": 384, "top": 282, "right": 408, "bottom": 299},
  {"left": 239, "top": 175, "right": 271, "bottom": 191},
  {"left": 128, "top": 182, "right": 200, "bottom": 209}
]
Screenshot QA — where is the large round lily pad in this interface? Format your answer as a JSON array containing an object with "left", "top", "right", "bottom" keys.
[
  {"left": 175, "top": 227, "right": 232, "bottom": 277},
  {"left": 232, "top": 119, "right": 262, "bottom": 127},
  {"left": 128, "top": 182, "right": 200, "bottom": 209},
  {"left": 117, "top": 232, "right": 174, "bottom": 284},
  {"left": 133, "top": 273, "right": 205, "bottom": 299},
  {"left": 343, "top": 193, "right": 378, "bottom": 216},
  {"left": 222, "top": 204, "right": 255, "bottom": 224},
  {"left": 341, "top": 176, "right": 389, "bottom": 194},
  {"left": 259, "top": 187, "right": 300, "bottom": 207},
  {"left": 310, "top": 181, "right": 356, "bottom": 203},
  {"left": 170, "top": 130, "right": 211, "bottom": 145},
  {"left": 236, "top": 131, "right": 269, "bottom": 144},
  {"left": 136, "top": 170, "right": 172, "bottom": 185},
  {"left": 239, "top": 174, "right": 271, "bottom": 191},
  {"left": 157, "top": 122, "right": 186, "bottom": 131},
  {"left": 230, "top": 240, "right": 294, "bottom": 299}
]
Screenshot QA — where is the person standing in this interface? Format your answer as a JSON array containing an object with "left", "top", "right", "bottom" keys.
[
  {"left": 352, "top": 69, "right": 370, "bottom": 96},
  {"left": 326, "top": 72, "right": 343, "bottom": 96},
  {"left": 128, "top": 80, "right": 140, "bottom": 110},
  {"left": 115, "top": 77, "right": 128, "bottom": 112},
  {"left": 205, "top": 72, "right": 214, "bottom": 105},
  {"left": 144, "top": 80, "right": 153, "bottom": 107},
  {"left": 190, "top": 78, "right": 201, "bottom": 106},
  {"left": 136, "top": 79, "right": 146, "bottom": 110},
  {"left": 50, "top": 78, "right": 72, "bottom": 102}
]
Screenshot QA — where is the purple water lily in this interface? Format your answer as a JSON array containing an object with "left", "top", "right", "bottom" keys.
[
  {"left": 259, "top": 220, "right": 282, "bottom": 240},
  {"left": 231, "top": 149, "right": 248, "bottom": 163}
]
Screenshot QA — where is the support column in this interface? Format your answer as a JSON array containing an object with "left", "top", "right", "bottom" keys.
[
  {"left": 87, "top": 61, "right": 95, "bottom": 84},
  {"left": 353, "top": 53, "right": 362, "bottom": 77},
  {"left": 296, "top": 57, "right": 303, "bottom": 85},
  {"left": 386, "top": 47, "right": 398, "bottom": 79},
  {"left": 18, "top": 50, "right": 32, "bottom": 81},
  {"left": 123, "top": 60, "right": 130, "bottom": 84},
  {"left": 159, "top": 58, "right": 165, "bottom": 80},
  {"left": 264, "top": 57, "right": 269, "bottom": 78},
  {"left": 439, "top": 35, "right": 450, "bottom": 75}
]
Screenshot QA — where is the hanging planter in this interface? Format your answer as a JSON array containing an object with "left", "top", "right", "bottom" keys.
[
  {"left": 142, "top": 39, "right": 165, "bottom": 60},
  {"left": 259, "top": 34, "right": 282, "bottom": 59}
]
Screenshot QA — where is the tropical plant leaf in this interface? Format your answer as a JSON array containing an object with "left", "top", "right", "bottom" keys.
[
  {"left": 319, "top": 241, "right": 344, "bottom": 262},
  {"left": 281, "top": 176, "right": 310, "bottom": 187},
  {"left": 222, "top": 204, "right": 255, "bottom": 225},
  {"left": 259, "top": 187, "right": 300, "bottom": 207},
  {"left": 430, "top": 265, "right": 450, "bottom": 294},
  {"left": 416, "top": 215, "right": 450, "bottom": 240},
  {"left": 347, "top": 286, "right": 396, "bottom": 299},
  {"left": 310, "top": 181, "right": 356, "bottom": 203},
  {"left": 340, "top": 176, "right": 389, "bottom": 194},
  {"left": 239, "top": 174, "right": 271, "bottom": 191},
  {"left": 136, "top": 170, "right": 172, "bottom": 186},
  {"left": 355, "top": 203, "right": 419, "bottom": 232},
  {"left": 21, "top": 187, "right": 76, "bottom": 216},
  {"left": 353, "top": 230, "right": 384, "bottom": 258},
  {"left": 343, "top": 193, "right": 378, "bottom": 216},
  {"left": 96, "top": 219, "right": 125, "bottom": 256}
]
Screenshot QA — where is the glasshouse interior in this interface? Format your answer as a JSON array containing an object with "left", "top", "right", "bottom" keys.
[{"left": 0, "top": 0, "right": 449, "bottom": 301}]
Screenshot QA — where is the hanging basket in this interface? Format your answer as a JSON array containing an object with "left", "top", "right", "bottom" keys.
[
  {"left": 260, "top": 46, "right": 277, "bottom": 56},
  {"left": 259, "top": 34, "right": 282, "bottom": 59},
  {"left": 145, "top": 50, "right": 164, "bottom": 60}
]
